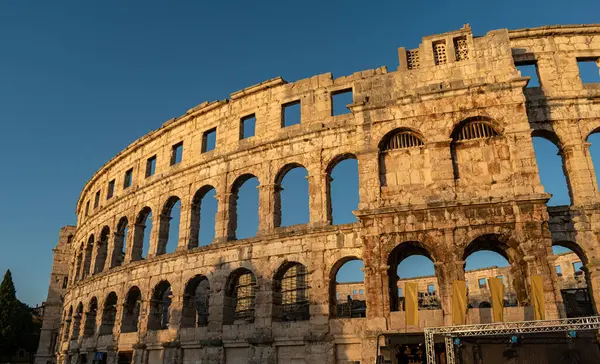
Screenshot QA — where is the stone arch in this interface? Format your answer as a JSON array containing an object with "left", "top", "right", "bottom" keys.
[
  {"left": 99, "top": 292, "right": 118, "bottom": 336},
  {"left": 462, "top": 233, "right": 528, "bottom": 306},
  {"left": 157, "top": 196, "right": 182, "bottom": 255},
  {"left": 73, "top": 244, "right": 84, "bottom": 284},
  {"left": 531, "top": 129, "right": 573, "bottom": 206},
  {"left": 189, "top": 185, "right": 217, "bottom": 248},
  {"left": 329, "top": 256, "right": 365, "bottom": 318},
  {"left": 94, "top": 226, "right": 110, "bottom": 274},
  {"left": 228, "top": 174, "right": 260, "bottom": 240},
  {"left": 378, "top": 127, "right": 425, "bottom": 151},
  {"left": 181, "top": 275, "right": 210, "bottom": 328},
  {"left": 82, "top": 235, "right": 94, "bottom": 279},
  {"left": 132, "top": 207, "right": 152, "bottom": 261},
  {"left": 274, "top": 163, "right": 310, "bottom": 228},
  {"left": 83, "top": 297, "right": 98, "bottom": 337},
  {"left": 224, "top": 268, "right": 257, "bottom": 324},
  {"left": 273, "top": 261, "right": 309, "bottom": 321},
  {"left": 325, "top": 154, "right": 359, "bottom": 225},
  {"left": 148, "top": 280, "right": 172, "bottom": 330},
  {"left": 121, "top": 286, "right": 142, "bottom": 333},
  {"left": 387, "top": 241, "right": 440, "bottom": 312},
  {"left": 111, "top": 216, "right": 129, "bottom": 268},
  {"left": 72, "top": 302, "right": 83, "bottom": 340}
]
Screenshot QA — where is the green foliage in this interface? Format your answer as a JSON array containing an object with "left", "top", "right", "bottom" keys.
[{"left": 0, "top": 270, "right": 41, "bottom": 361}]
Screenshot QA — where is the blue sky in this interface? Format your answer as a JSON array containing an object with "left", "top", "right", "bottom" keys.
[{"left": 0, "top": 1, "right": 599, "bottom": 305}]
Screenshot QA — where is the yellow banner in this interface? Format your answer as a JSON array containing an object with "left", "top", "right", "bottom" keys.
[
  {"left": 452, "top": 280, "right": 467, "bottom": 325},
  {"left": 488, "top": 277, "right": 504, "bottom": 322},
  {"left": 531, "top": 275, "right": 545, "bottom": 320},
  {"left": 405, "top": 282, "right": 418, "bottom": 326}
]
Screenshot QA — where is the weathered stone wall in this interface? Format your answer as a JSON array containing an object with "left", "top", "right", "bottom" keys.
[{"left": 36, "top": 24, "right": 600, "bottom": 364}]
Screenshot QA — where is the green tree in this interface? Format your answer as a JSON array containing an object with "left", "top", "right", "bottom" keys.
[{"left": 0, "top": 269, "right": 19, "bottom": 361}]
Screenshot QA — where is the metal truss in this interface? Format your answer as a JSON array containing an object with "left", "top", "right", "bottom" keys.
[{"left": 424, "top": 316, "right": 600, "bottom": 364}]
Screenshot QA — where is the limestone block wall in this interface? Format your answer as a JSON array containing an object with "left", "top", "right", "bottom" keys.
[{"left": 35, "top": 24, "right": 600, "bottom": 364}]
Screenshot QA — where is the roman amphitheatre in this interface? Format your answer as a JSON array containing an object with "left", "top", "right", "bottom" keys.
[{"left": 35, "top": 24, "right": 600, "bottom": 364}]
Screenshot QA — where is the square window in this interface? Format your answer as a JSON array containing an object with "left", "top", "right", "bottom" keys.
[
  {"left": 85, "top": 200, "right": 90, "bottom": 216},
  {"left": 556, "top": 265, "right": 563, "bottom": 277},
  {"left": 240, "top": 114, "right": 256, "bottom": 139},
  {"left": 107, "top": 180, "right": 115, "bottom": 199},
  {"left": 146, "top": 155, "right": 156, "bottom": 178},
  {"left": 170, "top": 142, "right": 183, "bottom": 166},
  {"left": 282, "top": 101, "right": 301, "bottom": 127},
  {"left": 398, "top": 287, "right": 403, "bottom": 297},
  {"left": 94, "top": 190, "right": 100, "bottom": 208},
  {"left": 427, "top": 284, "right": 435, "bottom": 294},
  {"left": 577, "top": 58, "right": 600, "bottom": 84},
  {"left": 478, "top": 278, "right": 487, "bottom": 288},
  {"left": 516, "top": 62, "right": 541, "bottom": 87},
  {"left": 202, "top": 128, "right": 217, "bottom": 153},
  {"left": 573, "top": 261, "right": 583, "bottom": 273},
  {"left": 352, "top": 289, "right": 357, "bottom": 295},
  {"left": 123, "top": 168, "right": 133, "bottom": 189},
  {"left": 359, "top": 289, "right": 364, "bottom": 295},
  {"left": 331, "top": 89, "right": 353, "bottom": 116}
]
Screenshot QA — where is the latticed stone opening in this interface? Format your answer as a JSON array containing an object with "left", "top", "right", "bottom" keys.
[
  {"left": 274, "top": 263, "right": 309, "bottom": 321},
  {"left": 454, "top": 36, "right": 469, "bottom": 61},
  {"left": 182, "top": 275, "right": 210, "bottom": 328},
  {"left": 234, "top": 273, "right": 256, "bottom": 320},
  {"left": 433, "top": 41, "right": 447, "bottom": 65},
  {"left": 382, "top": 131, "right": 424, "bottom": 151},
  {"left": 454, "top": 121, "right": 499, "bottom": 141},
  {"left": 406, "top": 50, "right": 420, "bottom": 70},
  {"left": 148, "top": 282, "right": 172, "bottom": 330}
]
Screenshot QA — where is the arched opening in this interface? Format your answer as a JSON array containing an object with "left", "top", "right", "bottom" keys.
[
  {"left": 228, "top": 175, "right": 259, "bottom": 240},
  {"left": 224, "top": 268, "right": 257, "bottom": 324},
  {"left": 82, "top": 235, "right": 94, "bottom": 279},
  {"left": 63, "top": 306, "right": 72, "bottom": 341},
  {"left": 273, "top": 262, "right": 309, "bottom": 321},
  {"left": 275, "top": 165, "right": 309, "bottom": 227},
  {"left": 157, "top": 196, "right": 181, "bottom": 255},
  {"left": 181, "top": 275, "right": 210, "bottom": 328},
  {"left": 189, "top": 185, "right": 217, "bottom": 248},
  {"left": 83, "top": 297, "right": 97, "bottom": 337},
  {"left": 327, "top": 155, "right": 359, "bottom": 225},
  {"left": 330, "top": 257, "right": 366, "bottom": 318},
  {"left": 94, "top": 226, "right": 110, "bottom": 274},
  {"left": 463, "top": 235, "right": 522, "bottom": 309},
  {"left": 121, "top": 286, "right": 142, "bottom": 333},
  {"left": 111, "top": 217, "right": 128, "bottom": 268},
  {"left": 132, "top": 207, "right": 152, "bottom": 261},
  {"left": 99, "top": 292, "right": 118, "bottom": 336},
  {"left": 378, "top": 129, "right": 425, "bottom": 187},
  {"left": 387, "top": 242, "right": 440, "bottom": 312},
  {"left": 532, "top": 131, "right": 572, "bottom": 206},
  {"left": 450, "top": 117, "right": 502, "bottom": 182},
  {"left": 74, "top": 247, "right": 83, "bottom": 283},
  {"left": 148, "top": 281, "right": 172, "bottom": 330},
  {"left": 587, "top": 129, "right": 600, "bottom": 192},
  {"left": 71, "top": 302, "right": 83, "bottom": 340},
  {"left": 552, "top": 242, "right": 594, "bottom": 317}
]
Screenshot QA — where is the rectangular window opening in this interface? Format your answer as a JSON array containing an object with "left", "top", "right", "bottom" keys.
[
  {"left": 577, "top": 57, "right": 600, "bottom": 84},
  {"left": 85, "top": 200, "right": 90, "bottom": 216},
  {"left": 146, "top": 155, "right": 156, "bottom": 178},
  {"left": 282, "top": 101, "right": 301, "bottom": 127},
  {"left": 240, "top": 114, "right": 256, "bottom": 139},
  {"left": 123, "top": 168, "right": 133, "bottom": 189},
  {"left": 94, "top": 190, "right": 100, "bottom": 209},
  {"left": 398, "top": 287, "right": 403, "bottom": 297},
  {"left": 516, "top": 62, "right": 541, "bottom": 87},
  {"left": 170, "top": 142, "right": 183, "bottom": 166},
  {"left": 331, "top": 89, "right": 353, "bottom": 116},
  {"left": 573, "top": 261, "right": 583, "bottom": 273},
  {"left": 556, "top": 265, "right": 563, "bottom": 277},
  {"left": 202, "top": 128, "right": 217, "bottom": 153},
  {"left": 478, "top": 278, "right": 487, "bottom": 288},
  {"left": 453, "top": 36, "right": 469, "bottom": 61},
  {"left": 107, "top": 180, "right": 115, "bottom": 200},
  {"left": 352, "top": 289, "right": 357, "bottom": 295},
  {"left": 427, "top": 284, "right": 435, "bottom": 294}
]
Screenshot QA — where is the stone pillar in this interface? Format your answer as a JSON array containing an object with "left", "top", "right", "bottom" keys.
[
  {"left": 584, "top": 263, "right": 600, "bottom": 315},
  {"left": 356, "top": 150, "right": 379, "bottom": 210},
  {"left": 562, "top": 142, "right": 600, "bottom": 206},
  {"left": 213, "top": 192, "right": 230, "bottom": 243},
  {"left": 168, "top": 297, "right": 183, "bottom": 331},
  {"left": 307, "top": 173, "right": 329, "bottom": 226},
  {"left": 426, "top": 139, "right": 456, "bottom": 199},
  {"left": 436, "top": 260, "right": 466, "bottom": 326},
  {"left": 524, "top": 254, "right": 560, "bottom": 319},
  {"left": 258, "top": 184, "right": 277, "bottom": 234},
  {"left": 177, "top": 202, "right": 191, "bottom": 251},
  {"left": 364, "top": 262, "right": 388, "bottom": 318}
]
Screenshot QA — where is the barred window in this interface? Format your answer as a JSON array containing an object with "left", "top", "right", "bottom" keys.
[
  {"left": 276, "top": 263, "right": 309, "bottom": 321},
  {"left": 182, "top": 275, "right": 210, "bottom": 328},
  {"left": 454, "top": 121, "right": 499, "bottom": 141},
  {"left": 433, "top": 41, "right": 447, "bottom": 65},
  {"left": 454, "top": 36, "right": 469, "bottom": 61},
  {"left": 407, "top": 50, "right": 420, "bottom": 70},
  {"left": 382, "top": 131, "right": 424, "bottom": 151},
  {"left": 234, "top": 272, "right": 256, "bottom": 320}
]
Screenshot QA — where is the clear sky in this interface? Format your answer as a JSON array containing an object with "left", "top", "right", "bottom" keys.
[{"left": 0, "top": 0, "right": 599, "bottom": 305}]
